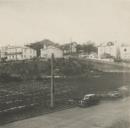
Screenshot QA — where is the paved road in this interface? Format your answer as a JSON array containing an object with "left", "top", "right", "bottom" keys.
[{"left": 1, "top": 98, "right": 130, "bottom": 128}]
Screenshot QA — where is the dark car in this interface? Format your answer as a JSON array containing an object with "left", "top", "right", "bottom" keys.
[{"left": 78, "top": 94, "right": 100, "bottom": 107}]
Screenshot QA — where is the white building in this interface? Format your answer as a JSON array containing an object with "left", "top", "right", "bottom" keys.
[
  {"left": 98, "top": 42, "right": 119, "bottom": 59},
  {"left": 0, "top": 45, "right": 37, "bottom": 61},
  {"left": 22, "top": 47, "right": 37, "bottom": 60},
  {"left": 40, "top": 45, "right": 63, "bottom": 59},
  {"left": 120, "top": 44, "right": 130, "bottom": 60},
  {"left": 0, "top": 46, "right": 8, "bottom": 59},
  {"left": 98, "top": 42, "right": 130, "bottom": 60}
]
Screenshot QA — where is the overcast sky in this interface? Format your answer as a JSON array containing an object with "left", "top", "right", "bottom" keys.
[{"left": 0, "top": 0, "right": 130, "bottom": 46}]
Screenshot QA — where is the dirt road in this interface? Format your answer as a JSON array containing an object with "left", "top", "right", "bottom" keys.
[{"left": 0, "top": 98, "right": 130, "bottom": 128}]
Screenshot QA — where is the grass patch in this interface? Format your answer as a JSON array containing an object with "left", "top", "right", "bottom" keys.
[{"left": 108, "top": 119, "right": 130, "bottom": 128}]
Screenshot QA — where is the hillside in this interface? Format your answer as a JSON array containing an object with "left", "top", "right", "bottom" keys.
[{"left": 0, "top": 58, "right": 93, "bottom": 82}]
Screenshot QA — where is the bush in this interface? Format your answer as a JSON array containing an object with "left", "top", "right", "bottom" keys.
[
  {"left": 0, "top": 58, "right": 93, "bottom": 81},
  {"left": 0, "top": 73, "right": 22, "bottom": 82},
  {"left": 108, "top": 119, "right": 130, "bottom": 128}
]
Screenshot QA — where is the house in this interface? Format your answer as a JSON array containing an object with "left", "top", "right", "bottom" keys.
[
  {"left": 98, "top": 42, "right": 118, "bottom": 59},
  {"left": 40, "top": 45, "right": 63, "bottom": 59},
  {"left": 22, "top": 46, "right": 37, "bottom": 60},
  {"left": 62, "top": 42, "right": 77, "bottom": 55},
  {"left": 0, "top": 46, "right": 8, "bottom": 59},
  {"left": 98, "top": 42, "right": 130, "bottom": 61},
  {"left": 27, "top": 39, "right": 60, "bottom": 57},
  {"left": 120, "top": 44, "right": 130, "bottom": 60},
  {"left": 0, "top": 45, "right": 37, "bottom": 61}
]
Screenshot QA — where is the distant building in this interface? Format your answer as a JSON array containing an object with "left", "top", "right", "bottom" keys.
[
  {"left": 120, "top": 44, "right": 130, "bottom": 60},
  {"left": 26, "top": 39, "right": 60, "bottom": 57},
  {"left": 22, "top": 46, "right": 37, "bottom": 60},
  {"left": 0, "top": 46, "right": 8, "bottom": 59},
  {"left": 0, "top": 45, "right": 37, "bottom": 61},
  {"left": 40, "top": 45, "right": 63, "bottom": 59},
  {"left": 98, "top": 42, "right": 130, "bottom": 60},
  {"left": 62, "top": 42, "right": 77, "bottom": 55},
  {"left": 98, "top": 42, "right": 118, "bottom": 59}
]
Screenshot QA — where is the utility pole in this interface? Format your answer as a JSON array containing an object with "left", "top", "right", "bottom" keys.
[
  {"left": 50, "top": 53, "right": 54, "bottom": 108},
  {"left": 70, "top": 37, "right": 72, "bottom": 54}
]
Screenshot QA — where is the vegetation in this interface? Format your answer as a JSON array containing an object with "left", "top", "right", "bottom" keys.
[
  {"left": 76, "top": 41, "right": 97, "bottom": 54},
  {"left": 108, "top": 119, "right": 130, "bottom": 128},
  {"left": 60, "top": 42, "right": 77, "bottom": 54},
  {"left": 0, "top": 58, "right": 93, "bottom": 81}
]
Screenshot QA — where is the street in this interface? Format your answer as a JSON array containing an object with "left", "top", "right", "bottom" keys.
[{"left": 0, "top": 98, "right": 130, "bottom": 128}]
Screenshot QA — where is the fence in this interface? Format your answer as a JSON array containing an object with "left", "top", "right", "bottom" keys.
[{"left": 0, "top": 86, "right": 74, "bottom": 114}]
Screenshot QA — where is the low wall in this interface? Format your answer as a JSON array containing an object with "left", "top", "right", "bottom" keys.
[{"left": 83, "top": 58, "right": 130, "bottom": 72}]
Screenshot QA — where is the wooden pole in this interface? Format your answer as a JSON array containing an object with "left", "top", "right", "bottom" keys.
[{"left": 50, "top": 53, "right": 54, "bottom": 108}]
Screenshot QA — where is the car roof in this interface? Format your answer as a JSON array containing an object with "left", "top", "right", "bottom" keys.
[{"left": 84, "top": 94, "right": 95, "bottom": 97}]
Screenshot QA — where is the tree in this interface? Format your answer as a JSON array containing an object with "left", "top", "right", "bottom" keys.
[
  {"left": 61, "top": 42, "right": 78, "bottom": 55},
  {"left": 76, "top": 41, "right": 97, "bottom": 54}
]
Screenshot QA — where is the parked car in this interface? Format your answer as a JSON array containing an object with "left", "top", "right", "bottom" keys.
[
  {"left": 107, "top": 91, "right": 122, "bottom": 99},
  {"left": 118, "top": 86, "right": 129, "bottom": 97},
  {"left": 78, "top": 94, "right": 100, "bottom": 107}
]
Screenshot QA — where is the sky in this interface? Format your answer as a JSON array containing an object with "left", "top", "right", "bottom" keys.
[{"left": 0, "top": 0, "right": 130, "bottom": 46}]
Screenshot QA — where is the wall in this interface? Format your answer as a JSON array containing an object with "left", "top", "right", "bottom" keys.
[
  {"left": 22, "top": 48, "right": 37, "bottom": 60},
  {"left": 0, "top": 46, "right": 37, "bottom": 61},
  {"left": 98, "top": 45, "right": 117, "bottom": 59},
  {"left": 41, "top": 47, "right": 63, "bottom": 58},
  {"left": 120, "top": 46, "right": 130, "bottom": 60}
]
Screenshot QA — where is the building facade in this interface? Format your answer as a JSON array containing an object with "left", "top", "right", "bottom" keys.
[
  {"left": 120, "top": 44, "right": 130, "bottom": 60},
  {"left": 0, "top": 46, "right": 8, "bottom": 59},
  {"left": 98, "top": 42, "right": 130, "bottom": 60},
  {"left": 62, "top": 42, "right": 77, "bottom": 55},
  {"left": 98, "top": 42, "right": 118, "bottom": 59},
  {"left": 0, "top": 45, "right": 37, "bottom": 61},
  {"left": 40, "top": 45, "right": 63, "bottom": 59}
]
